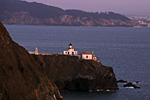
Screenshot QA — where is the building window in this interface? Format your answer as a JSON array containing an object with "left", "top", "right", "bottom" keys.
[
  {"left": 86, "top": 56, "right": 88, "bottom": 58},
  {"left": 72, "top": 52, "right": 74, "bottom": 55}
]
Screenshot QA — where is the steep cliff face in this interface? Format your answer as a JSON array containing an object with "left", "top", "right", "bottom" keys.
[
  {"left": 0, "top": 19, "right": 118, "bottom": 98},
  {"left": 32, "top": 55, "right": 118, "bottom": 91},
  {"left": 0, "top": 21, "right": 63, "bottom": 100}
]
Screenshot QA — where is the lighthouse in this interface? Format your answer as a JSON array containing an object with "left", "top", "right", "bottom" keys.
[
  {"left": 63, "top": 43, "right": 78, "bottom": 55},
  {"left": 35, "top": 47, "right": 38, "bottom": 55}
]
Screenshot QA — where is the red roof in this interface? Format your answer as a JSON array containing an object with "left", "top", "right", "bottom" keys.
[{"left": 81, "top": 51, "right": 92, "bottom": 54}]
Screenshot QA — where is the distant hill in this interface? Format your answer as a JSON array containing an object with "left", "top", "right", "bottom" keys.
[{"left": 0, "top": 0, "right": 147, "bottom": 26}]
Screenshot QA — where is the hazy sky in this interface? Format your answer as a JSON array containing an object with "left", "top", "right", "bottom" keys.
[{"left": 25, "top": 0, "right": 150, "bottom": 16}]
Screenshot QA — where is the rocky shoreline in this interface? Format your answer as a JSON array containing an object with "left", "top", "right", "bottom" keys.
[{"left": 2, "top": 12, "right": 147, "bottom": 27}]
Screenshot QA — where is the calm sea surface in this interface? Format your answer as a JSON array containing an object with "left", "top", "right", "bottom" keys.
[{"left": 5, "top": 25, "right": 150, "bottom": 100}]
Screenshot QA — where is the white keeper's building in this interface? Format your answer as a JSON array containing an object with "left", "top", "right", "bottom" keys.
[{"left": 81, "top": 51, "right": 97, "bottom": 61}]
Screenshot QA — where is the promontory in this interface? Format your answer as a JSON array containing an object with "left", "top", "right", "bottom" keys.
[{"left": 0, "top": 21, "right": 118, "bottom": 100}]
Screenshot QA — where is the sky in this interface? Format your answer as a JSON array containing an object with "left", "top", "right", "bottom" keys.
[{"left": 25, "top": 0, "right": 150, "bottom": 16}]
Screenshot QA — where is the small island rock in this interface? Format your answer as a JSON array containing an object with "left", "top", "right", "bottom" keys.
[{"left": 123, "top": 82, "right": 140, "bottom": 89}]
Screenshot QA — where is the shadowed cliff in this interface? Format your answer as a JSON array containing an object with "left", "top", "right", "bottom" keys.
[
  {"left": 32, "top": 55, "right": 118, "bottom": 91},
  {"left": 0, "top": 21, "right": 63, "bottom": 100},
  {"left": 0, "top": 20, "right": 118, "bottom": 99}
]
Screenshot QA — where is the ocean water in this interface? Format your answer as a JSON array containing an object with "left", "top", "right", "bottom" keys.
[{"left": 5, "top": 25, "right": 150, "bottom": 100}]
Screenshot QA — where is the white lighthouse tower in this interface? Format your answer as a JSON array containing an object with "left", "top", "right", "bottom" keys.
[
  {"left": 35, "top": 47, "right": 38, "bottom": 55},
  {"left": 63, "top": 43, "right": 78, "bottom": 55}
]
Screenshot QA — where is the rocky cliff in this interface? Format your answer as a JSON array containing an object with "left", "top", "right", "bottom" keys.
[
  {"left": 32, "top": 55, "right": 118, "bottom": 91},
  {"left": 0, "top": 0, "right": 147, "bottom": 27},
  {"left": 0, "top": 19, "right": 118, "bottom": 99},
  {"left": 0, "top": 21, "right": 63, "bottom": 100},
  {"left": 1, "top": 12, "right": 140, "bottom": 27}
]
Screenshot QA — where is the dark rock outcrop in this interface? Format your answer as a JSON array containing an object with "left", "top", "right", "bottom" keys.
[
  {"left": 32, "top": 55, "right": 118, "bottom": 91},
  {"left": 123, "top": 82, "right": 140, "bottom": 89},
  {"left": 117, "top": 79, "right": 128, "bottom": 83},
  {"left": 0, "top": 0, "right": 147, "bottom": 27},
  {"left": 136, "top": 81, "right": 140, "bottom": 84},
  {"left": 0, "top": 21, "right": 63, "bottom": 100}
]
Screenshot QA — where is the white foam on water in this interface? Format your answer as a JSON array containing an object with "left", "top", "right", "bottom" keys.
[{"left": 125, "top": 87, "right": 134, "bottom": 89}]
